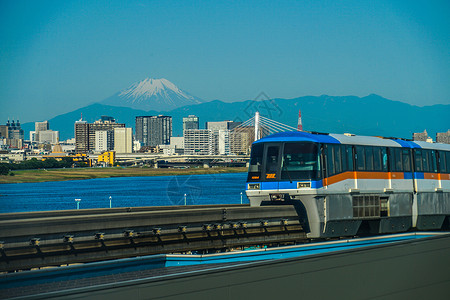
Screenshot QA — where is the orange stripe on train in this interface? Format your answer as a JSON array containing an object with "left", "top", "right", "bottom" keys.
[{"left": 323, "top": 172, "right": 449, "bottom": 187}]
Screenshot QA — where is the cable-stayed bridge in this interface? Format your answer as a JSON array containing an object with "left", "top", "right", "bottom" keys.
[{"left": 231, "top": 111, "right": 298, "bottom": 142}]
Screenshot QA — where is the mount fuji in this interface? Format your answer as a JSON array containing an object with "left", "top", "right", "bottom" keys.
[{"left": 100, "top": 78, "right": 203, "bottom": 111}]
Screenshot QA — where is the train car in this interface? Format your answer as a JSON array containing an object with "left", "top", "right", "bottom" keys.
[{"left": 245, "top": 131, "right": 450, "bottom": 238}]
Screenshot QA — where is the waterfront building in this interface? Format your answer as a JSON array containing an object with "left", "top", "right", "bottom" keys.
[
  {"left": 183, "top": 115, "right": 199, "bottom": 130},
  {"left": 135, "top": 116, "right": 172, "bottom": 147},
  {"left": 97, "top": 151, "right": 115, "bottom": 166},
  {"left": 436, "top": 130, "right": 450, "bottom": 144},
  {"left": 114, "top": 127, "right": 133, "bottom": 154}
]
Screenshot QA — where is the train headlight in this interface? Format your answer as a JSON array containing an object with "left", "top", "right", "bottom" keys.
[{"left": 248, "top": 183, "right": 260, "bottom": 190}]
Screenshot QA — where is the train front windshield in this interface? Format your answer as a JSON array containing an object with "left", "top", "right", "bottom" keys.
[{"left": 247, "top": 142, "right": 321, "bottom": 182}]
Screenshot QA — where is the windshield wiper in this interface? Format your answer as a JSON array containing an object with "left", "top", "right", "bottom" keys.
[{"left": 283, "top": 161, "right": 293, "bottom": 184}]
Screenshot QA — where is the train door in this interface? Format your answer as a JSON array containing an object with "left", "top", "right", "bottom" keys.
[{"left": 262, "top": 143, "right": 282, "bottom": 190}]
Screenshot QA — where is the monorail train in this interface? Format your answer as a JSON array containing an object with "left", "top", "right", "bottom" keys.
[{"left": 245, "top": 131, "right": 450, "bottom": 238}]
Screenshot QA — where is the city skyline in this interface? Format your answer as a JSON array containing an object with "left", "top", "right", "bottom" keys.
[{"left": 1, "top": 0, "right": 449, "bottom": 123}]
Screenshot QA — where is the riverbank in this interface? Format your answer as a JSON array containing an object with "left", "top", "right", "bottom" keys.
[{"left": 0, "top": 167, "right": 247, "bottom": 184}]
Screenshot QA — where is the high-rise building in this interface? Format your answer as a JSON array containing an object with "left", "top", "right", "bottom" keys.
[
  {"left": 183, "top": 115, "right": 199, "bottom": 130},
  {"left": 184, "top": 129, "right": 214, "bottom": 155},
  {"left": 114, "top": 127, "right": 133, "bottom": 153},
  {"left": 39, "top": 130, "right": 59, "bottom": 144},
  {"left": 74, "top": 116, "right": 125, "bottom": 153},
  {"left": 135, "top": 116, "right": 172, "bottom": 147},
  {"left": 0, "top": 125, "right": 8, "bottom": 139},
  {"left": 3, "top": 120, "right": 24, "bottom": 149},
  {"left": 413, "top": 130, "right": 429, "bottom": 142},
  {"left": 230, "top": 125, "right": 269, "bottom": 155},
  {"left": 34, "top": 121, "right": 49, "bottom": 140},
  {"left": 218, "top": 130, "right": 230, "bottom": 155},
  {"left": 204, "top": 121, "right": 242, "bottom": 155},
  {"left": 74, "top": 119, "right": 89, "bottom": 153},
  {"left": 206, "top": 121, "right": 242, "bottom": 132},
  {"left": 436, "top": 130, "right": 450, "bottom": 144},
  {"left": 95, "top": 130, "right": 113, "bottom": 152}
]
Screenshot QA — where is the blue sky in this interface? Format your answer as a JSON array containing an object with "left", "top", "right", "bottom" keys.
[{"left": 1, "top": 0, "right": 449, "bottom": 123}]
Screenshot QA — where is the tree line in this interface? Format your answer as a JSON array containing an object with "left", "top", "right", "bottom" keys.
[{"left": 0, "top": 158, "right": 88, "bottom": 175}]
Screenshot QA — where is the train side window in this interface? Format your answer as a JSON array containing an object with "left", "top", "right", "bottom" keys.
[
  {"left": 365, "top": 146, "right": 374, "bottom": 171},
  {"left": 325, "top": 144, "right": 334, "bottom": 176},
  {"left": 422, "top": 150, "right": 430, "bottom": 172},
  {"left": 355, "top": 146, "right": 365, "bottom": 171},
  {"left": 446, "top": 152, "right": 450, "bottom": 173},
  {"left": 381, "top": 148, "right": 388, "bottom": 172},
  {"left": 414, "top": 149, "right": 423, "bottom": 172},
  {"left": 402, "top": 149, "right": 412, "bottom": 172},
  {"left": 373, "top": 147, "right": 382, "bottom": 171},
  {"left": 436, "top": 151, "right": 444, "bottom": 173},
  {"left": 430, "top": 150, "right": 437, "bottom": 173},
  {"left": 333, "top": 144, "right": 343, "bottom": 174},
  {"left": 347, "top": 145, "right": 354, "bottom": 171},
  {"left": 341, "top": 145, "right": 348, "bottom": 172},
  {"left": 390, "top": 148, "right": 402, "bottom": 172},
  {"left": 440, "top": 151, "right": 449, "bottom": 173}
]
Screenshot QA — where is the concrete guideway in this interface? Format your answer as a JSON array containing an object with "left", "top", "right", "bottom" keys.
[
  {"left": 0, "top": 205, "right": 304, "bottom": 272},
  {"left": 1, "top": 232, "right": 449, "bottom": 299}
]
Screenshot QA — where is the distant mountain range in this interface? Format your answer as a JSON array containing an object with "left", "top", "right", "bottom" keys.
[{"left": 21, "top": 92, "right": 450, "bottom": 141}]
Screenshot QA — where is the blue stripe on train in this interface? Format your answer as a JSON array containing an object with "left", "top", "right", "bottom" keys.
[
  {"left": 413, "top": 172, "right": 424, "bottom": 179},
  {"left": 404, "top": 172, "right": 414, "bottom": 179},
  {"left": 261, "top": 182, "right": 279, "bottom": 190},
  {"left": 262, "top": 180, "right": 323, "bottom": 190}
]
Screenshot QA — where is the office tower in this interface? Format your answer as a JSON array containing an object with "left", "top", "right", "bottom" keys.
[
  {"left": 38, "top": 130, "right": 59, "bottom": 144},
  {"left": 183, "top": 115, "right": 199, "bottom": 130},
  {"left": 35, "top": 121, "right": 49, "bottom": 140},
  {"left": 184, "top": 129, "right": 214, "bottom": 155},
  {"left": 205, "top": 121, "right": 242, "bottom": 155},
  {"left": 74, "top": 119, "right": 89, "bottom": 153},
  {"left": 135, "top": 116, "right": 172, "bottom": 147}
]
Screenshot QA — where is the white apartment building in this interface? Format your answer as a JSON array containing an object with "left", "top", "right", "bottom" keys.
[
  {"left": 38, "top": 130, "right": 59, "bottom": 144},
  {"left": 114, "top": 127, "right": 133, "bottom": 153}
]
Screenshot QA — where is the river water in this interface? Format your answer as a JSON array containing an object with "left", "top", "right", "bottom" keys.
[{"left": 0, "top": 172, "right": 249, "bottom": 213}]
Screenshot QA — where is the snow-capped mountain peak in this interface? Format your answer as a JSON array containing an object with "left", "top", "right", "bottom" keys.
[{"left": 101, "top": 78, "right": 202, "bottom": 111}]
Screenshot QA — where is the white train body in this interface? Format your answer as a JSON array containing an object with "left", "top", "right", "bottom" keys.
[{"left": 245, "top": 131, "right": 450, "bottom": 238}]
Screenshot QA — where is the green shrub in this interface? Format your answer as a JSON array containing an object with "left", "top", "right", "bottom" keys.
[{"left": 0, "top": 164, "right": 9, "bottom": 175}]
